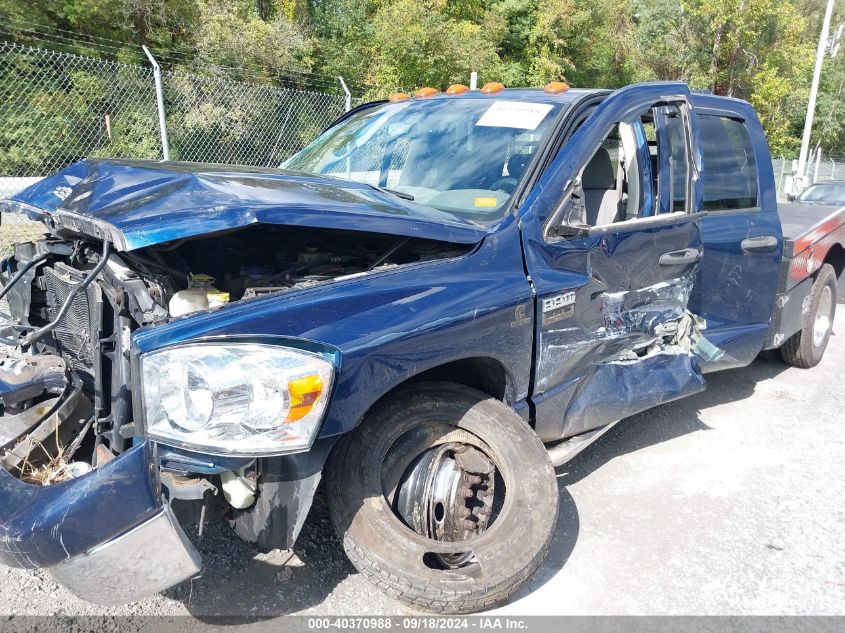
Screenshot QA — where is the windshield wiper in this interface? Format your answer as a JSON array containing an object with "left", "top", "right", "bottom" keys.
[{"left": 367, "top": 183, "right": 414, "bottom": 201}]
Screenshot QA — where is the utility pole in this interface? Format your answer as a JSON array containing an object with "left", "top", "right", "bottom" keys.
[{"left": 794, "top": 0, "right": 837, "bottom": 194}]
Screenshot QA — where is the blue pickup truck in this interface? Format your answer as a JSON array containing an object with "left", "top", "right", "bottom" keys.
[{"left": 1, "top": 81, "right": 843, "bottom": 613}]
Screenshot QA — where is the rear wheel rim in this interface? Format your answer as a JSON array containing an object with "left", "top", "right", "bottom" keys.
[{"left": 813, "top": 285, "right": 833, "bottom": 348}]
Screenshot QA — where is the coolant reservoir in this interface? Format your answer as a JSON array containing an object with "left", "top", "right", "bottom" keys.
[
  {"left": 168, "top": 287, "right": 208, "bottom": 317},
  {"left": 169, "top": 274, "right": 230, "bottom": 317}
]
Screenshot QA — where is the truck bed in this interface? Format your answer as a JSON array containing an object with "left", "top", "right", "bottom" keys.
[
  {"left": 777, "top": 202, "right": 845, "bottom": 257},
  {"left": 766, "top": 201, "right": 845, "bottom": 349}
]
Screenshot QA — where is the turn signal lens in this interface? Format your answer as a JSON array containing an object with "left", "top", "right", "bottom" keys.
[
  {"left": 480, "top": 82, "right": 505, "bottom": 94},
  {"left": 285, "top": 374, "right": 325, "bottom": 423},
  {"left": 389, "top": 92, "right": 411, "bottom": 102},
  {"left": 446, "top": 84, "right": 469, "bottom": 95},
  {"left": 416, "top": 87, "right": 439, "bottom": 98},
  {"left": 544, "top": 81, "right": 570, "bottom": 94}
]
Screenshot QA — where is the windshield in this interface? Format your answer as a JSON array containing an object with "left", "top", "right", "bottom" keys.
[
  {"left": 283, "top": 98, "right": 563, "bottom": 222},
  {"left": 799, "top": 183, "right": 845, "bottom": 204}
]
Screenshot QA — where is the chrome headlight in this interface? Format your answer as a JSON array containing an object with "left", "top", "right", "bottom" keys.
[{"left": 140, "top": 343, "right": 334, "bottom": 456}]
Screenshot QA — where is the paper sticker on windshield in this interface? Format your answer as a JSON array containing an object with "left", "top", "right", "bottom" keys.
[
  {"left": 476, "top": 101, "right": 554, "bottom": 130},
  {"left": 474, "top": 197, "right": 498, "bottom": 207}
]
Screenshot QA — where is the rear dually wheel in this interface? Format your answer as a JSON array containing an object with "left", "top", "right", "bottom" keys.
[{"left": 780, "top": 263, "right": 837, "bottom": 368}]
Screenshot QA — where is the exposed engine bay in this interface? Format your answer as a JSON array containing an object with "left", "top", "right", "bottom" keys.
[
  {"left": 121, "top": 225, "right": 470, "bottom": 314},
  {"left": 0, "top": 225, "right": 469, "bottom": 485}
]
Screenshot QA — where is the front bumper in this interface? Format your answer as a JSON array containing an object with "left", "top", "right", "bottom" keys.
[{"left": 0, "top": 440, "right": 201, "bottom": 604}]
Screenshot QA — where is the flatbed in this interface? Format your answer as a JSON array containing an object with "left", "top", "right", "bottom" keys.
[
  {"left": 778, "top": 201, "right": 845, "bottom": 259},
  {"left": 767, "top": 201, "right": 845, "bottom": 348}
]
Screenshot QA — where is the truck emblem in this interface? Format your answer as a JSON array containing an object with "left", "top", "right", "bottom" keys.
[
  {"left": 542, "top": 291, "right": 576, "bottom": 325},
  {"left": 52, "top": 186, "right": 72, "bottom": 201},
  {"left": 511, "top": 303, "right": 531, "bottom": 327}
]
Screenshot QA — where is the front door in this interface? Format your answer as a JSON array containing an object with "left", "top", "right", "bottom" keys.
[{"left": 518, "top": 83, "right": 711, "bottom": 442}]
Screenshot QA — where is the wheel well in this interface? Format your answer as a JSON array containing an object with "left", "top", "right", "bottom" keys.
[
  {"left": 329, "top": 357, "right": 518, "bottom": 467},
  {"left": 823, "top": 244, "right": 845, "bottom": 283},
  {"left": 403, "top": 357, "right": 514, "bottom": 403}
]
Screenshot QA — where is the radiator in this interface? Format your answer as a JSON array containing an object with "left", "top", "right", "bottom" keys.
[{"left": 43, "top": 262, "right": 102, "bottom": 389}]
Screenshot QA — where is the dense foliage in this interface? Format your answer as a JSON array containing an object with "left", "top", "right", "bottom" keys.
[{"left": 0, "top": 0, "right": 843, "bottom": 155}]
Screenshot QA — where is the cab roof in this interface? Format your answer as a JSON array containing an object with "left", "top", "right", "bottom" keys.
[{"left": 409, "top": 87, "right": 603, "bottom": 106}]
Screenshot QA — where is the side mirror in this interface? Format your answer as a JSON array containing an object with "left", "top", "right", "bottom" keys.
[
  {"left": 548, "top": 181, "right": 590, "bottom": 239},
  {"left": 549, "top": 222, "right": 591, "bottom": 239},
  {"left": 786, "top": 193, "right": 797, "bottom": 202}
]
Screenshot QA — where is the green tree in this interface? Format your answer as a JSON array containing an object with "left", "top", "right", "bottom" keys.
[
  {"left": 1, "top": 0, "right": 842, "bottom": 157},
  {"left": 192, "top": 0, "right": 312, "bottom": 77},
  {"left": 309, "top": 0, "right": 376, "bottom": 83},
  {"left": 814, "top": 56, "right": 845, "bottom": 155},
  {"left": 366, "top": 0, "right": 501, "bottom": 94}
]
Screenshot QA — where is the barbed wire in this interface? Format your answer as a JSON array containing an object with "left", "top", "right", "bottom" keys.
[
  {"left": 0, "top": 27, "right": 348, "bottom": 93},
  {"left": 0, "top": 19, "right": 370, "bottom": 93},
  {"left": 0, "top": 40, "right": 352, "bottom": 213}
]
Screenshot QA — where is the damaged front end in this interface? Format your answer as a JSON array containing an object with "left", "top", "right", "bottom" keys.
[
  {"left": 0, "top": 441, "right": 201, "bottom": 605},
  {"left": 0, "top": 177, "right": 473, "bottom": 603},
  {"left": 0, "top": 238, "right": 202, "bottom": 603}
]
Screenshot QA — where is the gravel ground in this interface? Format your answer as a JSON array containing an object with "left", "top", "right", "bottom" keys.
[{"left": 1, "top": 313, "right": 843, "bottom": 617}]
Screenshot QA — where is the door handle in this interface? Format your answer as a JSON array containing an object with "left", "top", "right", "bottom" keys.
[
  {"left": 741, "top": 235, "right": 778, "bottom": 252},
  {"left": 659, "top": 248, "right": 701, "bottom": 266}
]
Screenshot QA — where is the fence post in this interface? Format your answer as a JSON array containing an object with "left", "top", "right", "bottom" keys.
[
  {"left": 267, "top": 100, "right": 295, "bottom": 166},
  {"left": 142, "top": 45, "right": 170, "bottom": 161},
  {"left": 338, "top": 76, "right": 351, "bottom": 112}
]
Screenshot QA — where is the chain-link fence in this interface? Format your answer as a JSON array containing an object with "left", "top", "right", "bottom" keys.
[
  {"left": 772, "top": 154, "right": 845, "bottom": 200},
  {"left": 3, "top": 39, "right": 845, "bottom": 253},
  {"left": 0, "top": 41, "right": 353, "bottom": 251},
  {"left": 0, "top": 41, "right": 162, "bottom": 246},
  {"left": 161, "top": 67, "right": 349, "bottom": 166}
]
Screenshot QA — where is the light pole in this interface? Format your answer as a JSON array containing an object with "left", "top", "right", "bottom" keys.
[{"left": 794, "top": 0, "right": 839, "bottom": 194}]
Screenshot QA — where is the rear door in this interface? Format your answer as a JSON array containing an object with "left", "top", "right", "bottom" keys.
[
  {"left": 686, "top": 100, "right": 783, "bottom": 369},
  {"left": 517, "top": 83, "right": 711, "bottom": 442}
]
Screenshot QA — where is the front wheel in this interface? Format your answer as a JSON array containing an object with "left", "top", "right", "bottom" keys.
[
  {"left": 328, "top": 382, "right": 558, "bottom": 613},
  {"left": 780, "top": 263, "right": 837, "bottom": 368}
]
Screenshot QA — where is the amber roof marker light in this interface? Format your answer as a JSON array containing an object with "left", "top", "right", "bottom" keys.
[
  {"left": 415, "top": 87, "right": 439, "bottom": 98},
  {"left": 544, "top": 81, "right": 570, "bottom": 94},
  {"left": 446, "top": 84, "right": 469, "bottom": 95},
  {"left": 388, "top": 92, "right": 411, "bottom": 102},
  {"left": 480, "top": 82, "right": 505, "bottom": 94}
]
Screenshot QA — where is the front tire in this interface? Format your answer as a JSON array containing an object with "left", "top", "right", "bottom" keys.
[
  {"left": 328, "top": 382, "right": 558, "bottom": 613},
  {"left": 780, "top": 263, "right": 837, "bottom": 368}
]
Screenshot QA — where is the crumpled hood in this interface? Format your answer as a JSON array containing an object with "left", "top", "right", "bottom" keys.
[{"left": 1, "top": 159, "right": 486, "bottom": 251}]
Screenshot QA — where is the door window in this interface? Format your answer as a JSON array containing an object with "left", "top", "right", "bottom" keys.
[
  {"left": 563, "top": 103, "right": 690, "bottom": 229},
  {"left": 659, "top": 106, "right": 689, "bottom": 213},
  {"left": 698, "top": 115, "right": 758, "bottom": 211}
]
